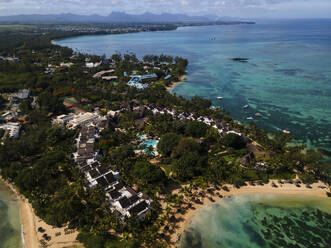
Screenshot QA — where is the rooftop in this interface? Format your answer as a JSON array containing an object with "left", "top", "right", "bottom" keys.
[{"left": 129, "top": 201, "right": 149, "bottom": 216}]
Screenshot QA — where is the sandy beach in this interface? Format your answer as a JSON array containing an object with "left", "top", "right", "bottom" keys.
[
  {"left": 162, "top": 180, "right": 329, "bottom": 247},
  {"left": 0, "top": 177, "right": 82, "bottom": 248},
  {"left": 166, "top": 75, "right": 187, "bottom": 92}
]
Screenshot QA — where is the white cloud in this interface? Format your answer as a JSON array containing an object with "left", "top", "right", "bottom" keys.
[{"left": 0, "top": 0, "right": 330, "bottom": 18}]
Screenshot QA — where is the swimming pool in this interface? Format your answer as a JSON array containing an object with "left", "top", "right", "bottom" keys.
[
  {"left": 142, "top": 139, "right": 158, "bottom": 148},
  {"left": 135, "top": 139, "right": 159, "bottom": 156}
]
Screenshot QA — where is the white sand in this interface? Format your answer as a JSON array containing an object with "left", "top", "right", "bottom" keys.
[
  {"left": 166, "top": 75, "right": 187, "bottom": 91},
  {"left": 0, "top": 177, "right": 82, "bottom": 248}
]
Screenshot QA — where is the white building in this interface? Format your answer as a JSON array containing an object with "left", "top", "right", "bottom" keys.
[
  {"left": 52, "top": 113, "right": 75, "bottom": 126},
  {"left": 0, "top": 123, "right": 20, "bottom": 138},
  {"left": 60, "top": 62, "right": 74, "bottom": 68},
  {"left": 86, "top": 61, "right": 102, "bottom": 68},
  {"left": 52, "top": 112, "right": 102, "bottom": 129}
]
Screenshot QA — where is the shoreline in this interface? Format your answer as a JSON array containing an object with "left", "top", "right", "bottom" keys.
[
  {"left": 165, "top": 180, "right": 329, "bottom": 247},
  {"left": 0, "top": 177, "right": 82, "bottom": 248},
  {"left": 166, "top": 75, "right": 187, "bottom": 92}
]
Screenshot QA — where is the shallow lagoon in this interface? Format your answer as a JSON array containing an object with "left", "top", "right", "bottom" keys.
[
  {"left": 0, "top": 182, "right": 22, "bottom": 248},
  {"left": 180, "top": 194, "right": 331, "bottom": 248},
  {"left": 55, "top": 19, "right": 331, "bottom": 152}
]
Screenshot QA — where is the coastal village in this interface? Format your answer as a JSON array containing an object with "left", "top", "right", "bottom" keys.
[{"left": 0, "top": 26, "right": 330, "bottom": 248}]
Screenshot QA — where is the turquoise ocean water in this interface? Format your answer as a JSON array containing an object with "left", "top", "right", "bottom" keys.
[
  {"left": 180, "top": 194, "right": 331, "bottom": 248},
  {"left": 0, "top": 182, "right": 22, "bottom": 248},
  {"left": 55, "top": 19, "right": 331, "bottom": 152}
]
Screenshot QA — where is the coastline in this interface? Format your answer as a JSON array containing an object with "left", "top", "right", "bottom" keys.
[
  {"left": 0, "top": 176, "right": 82, "bottom": 248},
  {"left": 166, "top": 75, "right": 187, "bottom": 92},
  {"left": 165, "top": 180, "right": 329, "bottom": 247}
]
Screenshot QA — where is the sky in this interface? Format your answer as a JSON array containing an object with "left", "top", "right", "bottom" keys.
[{"left": 0, "top": 0, "right": 331, "bottom": 18}]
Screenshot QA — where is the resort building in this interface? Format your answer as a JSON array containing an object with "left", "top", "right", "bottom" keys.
[
  {"left": 52, "top": 112, "right": 106, "bottom": 129},
  {"left": 86, "top": 61, "right": 102, "bottom": 68},
  {"left": 102, "top": 76, "right": 118, "bottom": 81},
  {"left": 74, "top": 124, "right": 152, "bottom": 221},
  {"left": 52, "top": 113, "right": 76, "bottom": 126},
  {"left": 127, "top": 73, "right": 158, "bottom": 89},
  {"left": 60, "top": 62, "right": 74, "bottom": 67},
  {"left": 93, "top": 69, "right": 115, "bottom": 79},
  {"left": 58, "top": 114, "right": 152, "bottom": 221},
  {"left": 0, "top": 122, "right": 20, "bottom": 138}
]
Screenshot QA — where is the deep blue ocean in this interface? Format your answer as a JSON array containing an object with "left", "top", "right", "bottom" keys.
[{"left": 55, "top": 19, "right": 331, "bottom": 151}]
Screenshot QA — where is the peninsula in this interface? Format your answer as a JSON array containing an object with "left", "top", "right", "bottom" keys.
[{"left": 0, "top": 24, "right": 330, "bottom": 248}]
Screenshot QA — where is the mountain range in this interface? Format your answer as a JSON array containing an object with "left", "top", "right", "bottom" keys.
[{"left": 0, "top": 12, "right": 241, "bottom": 24}]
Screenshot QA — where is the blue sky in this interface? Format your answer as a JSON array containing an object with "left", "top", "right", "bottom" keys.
[{"left": 0, "top": 0, "right": 330, "bottom": 18}]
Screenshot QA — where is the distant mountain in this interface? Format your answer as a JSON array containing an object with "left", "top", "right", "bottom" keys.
[{"left": 0, "top": 12, "right": 214, "bottom": 24}]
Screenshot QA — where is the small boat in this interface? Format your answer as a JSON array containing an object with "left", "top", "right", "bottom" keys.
[
  {"left": 282, "top": 129, "right": 291, "bottom": 134},
  {"left": 255, "top": 112, "right": 263, "bottom": 117},
  {"left": 217, "top": 96, "right": 223, "bottom": 100},
  {"left": 243, "top": 104, "right": 249, "bottom": 109},
  {"left": 246, "top": 117, "right": 254, "bottom": 120}
]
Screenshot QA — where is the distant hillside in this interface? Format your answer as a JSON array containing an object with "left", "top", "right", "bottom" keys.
[{"left": 0, "top": 12, "right": 214, "bottom": 24}]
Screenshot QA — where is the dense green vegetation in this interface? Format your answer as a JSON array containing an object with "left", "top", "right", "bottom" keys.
[{"left": 0, "top": 25, "right": 329, "bottom": 248}]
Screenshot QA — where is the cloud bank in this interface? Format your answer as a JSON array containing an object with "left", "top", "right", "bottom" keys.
[{"left": 0, "top": 0, "right": 330, "bottom": 18}]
